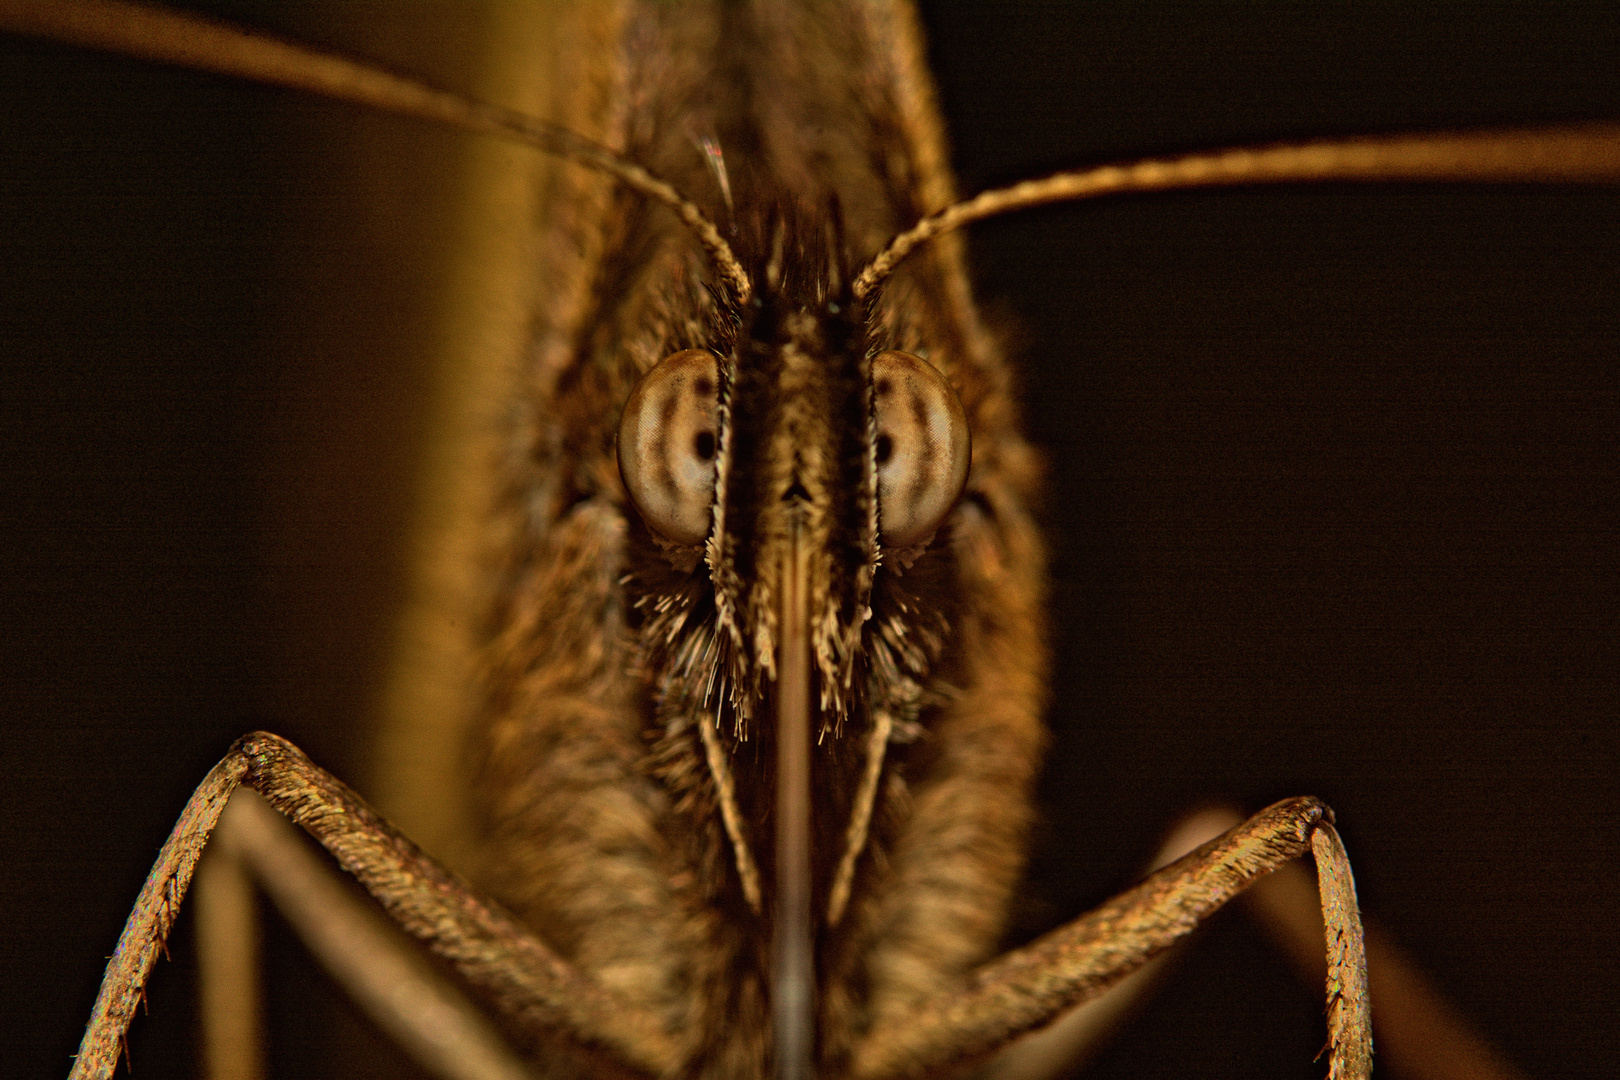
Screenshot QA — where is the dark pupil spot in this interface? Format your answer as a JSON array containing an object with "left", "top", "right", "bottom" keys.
[
  {"left": 875, "top": 433, "right": 893, "bottom": 465},
  {"left": 693, "top": 430, "right": 716, "bottom": 461}
]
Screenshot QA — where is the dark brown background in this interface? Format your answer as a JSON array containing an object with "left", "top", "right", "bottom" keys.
[{"left": 2, "top": 2, "right": 1616, "bottom": 1077}]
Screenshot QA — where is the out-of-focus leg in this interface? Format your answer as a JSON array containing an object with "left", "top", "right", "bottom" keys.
[
  {"left": 195, "top": 836, "right": 264, "bottom": 1080},
  {"left": 214, "top": 790, "right": 540, "bottom": 1080},
  {"left": 976, "top": 808, "right": 1243, "bottom": 1080}
]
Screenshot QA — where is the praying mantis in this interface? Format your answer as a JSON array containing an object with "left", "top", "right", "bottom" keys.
[{"left": 1, "top": 3, "right": 1616, "bottom": 1077}]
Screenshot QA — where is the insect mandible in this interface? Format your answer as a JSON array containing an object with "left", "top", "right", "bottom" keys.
[{"left": 3, "top": 2, "right": 1618, "bottom": 1078}]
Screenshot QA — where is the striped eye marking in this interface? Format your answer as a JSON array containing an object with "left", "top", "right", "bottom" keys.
[
  {"left": 872, "top": 350, "right": 970, "bottom": 548},
  {"left": 618, "top": 349, "right": 721, "bottom": 546}
]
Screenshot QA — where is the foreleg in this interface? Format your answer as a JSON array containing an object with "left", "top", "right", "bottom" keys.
[
  {"left": 68, "top": 732, "right": 679, "bottom": 1080},
  {"left": 198, "top": 789, "right": 541, "bottom": 1080},
  {"left": 853, "top": 797, "right": 1370, "bottom": 1080}
]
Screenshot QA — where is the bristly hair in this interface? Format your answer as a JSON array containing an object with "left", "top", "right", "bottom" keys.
[
  {"left": 626, "top": 197, "right": 970, "bottom": 940},
  {"left": 628, "top": 203, "right": 870, "bottom": 738}
]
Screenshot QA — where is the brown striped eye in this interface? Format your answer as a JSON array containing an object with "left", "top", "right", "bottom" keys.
[
  {"left": 872, "top": 350, "right": 970, "bottom": 548},
  {"left": 618, "top": 349, "right": 721, "bottom": 546}
]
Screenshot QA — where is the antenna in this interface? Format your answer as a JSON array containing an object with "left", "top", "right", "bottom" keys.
[
  {"left": 853, "top": 125, "right": 1620, "bottom": 299},
  {"left": 0, "top": 0, "right": 754, "bottom": 305}
]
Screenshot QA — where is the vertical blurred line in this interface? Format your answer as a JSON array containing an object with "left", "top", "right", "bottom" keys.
[
  {"left": 195, "top": 844, "right": 264, "bottom": 1080},
  {"left": 362, "top": 4, "right": 564, "bottom": 872}
]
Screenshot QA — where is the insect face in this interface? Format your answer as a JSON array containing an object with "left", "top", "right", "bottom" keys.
[{"left": 2, "top": 4, "right": 1617, "bottom": 1078}]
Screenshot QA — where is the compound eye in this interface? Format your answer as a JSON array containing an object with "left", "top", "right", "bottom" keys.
[
  {"left": 618, "top": 349, "right": 721, "bottom": 546},
  {"left": 872, "top": 350, "right": 970, "bottom": 548}
]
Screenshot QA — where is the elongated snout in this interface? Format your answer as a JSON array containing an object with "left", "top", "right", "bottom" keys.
[{"left": 773, "top": 514, "right": 814, "bottom": 1080}]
